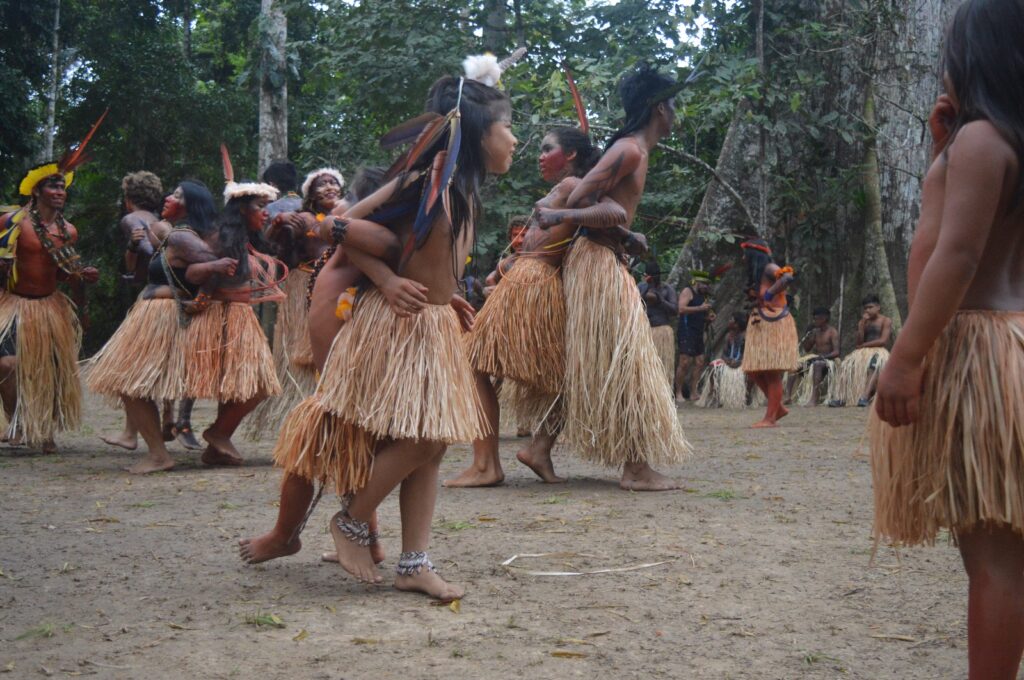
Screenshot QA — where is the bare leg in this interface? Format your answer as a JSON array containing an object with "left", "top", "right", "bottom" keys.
[
  {"left": 957, "top": 523, "right": 1024, "bottom": 680},
  {"left": 202, "top": 394, "right": 264, "bottom": 466},
  {"left": 516, "top": 430, "right": 565, "bottom": 483},
  {"left": 675, "top": 354, "right": 689, "bottom": 401},
  {"left": 0, "top": 356, "right": 19, "bottom": 442},
  {"left": 444, "top": 372, "right": 504, "bottom": 487},
  {"left": 688, "top": 355, "right": 705, "bottom": 401},
  {"left": 784, "top": 370, "right": 800, "bottom": 405},
  {"left": 174, "top": 398, "right": 202, "bottom": 450},
  {"left": 750, "top": 371, "right": 779, "bottom": 428},
  {"left": 101, "top": 408, "right": 139, "bottom": 451},
  {"left": 859, "top": 368, "right": 880, "bottom": 404},
  {"left": 330, "top": 439, "right": 442, "bottom": 584},
  {"left": 620, "top": 461, "right": 681, "bottom": 491},
  {"left": 122, "top": 397, "right": 175, "bottom": 474},
  {"left": 239, "top": 473, "right": 313, "bottom": 563},
  {"left": 810, "top": 362, "right": 826, "bottom": 406}
]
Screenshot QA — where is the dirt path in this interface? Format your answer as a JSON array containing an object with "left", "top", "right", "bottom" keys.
[{"left": 0, "top": 398, "right": 967, "bottom": 679}]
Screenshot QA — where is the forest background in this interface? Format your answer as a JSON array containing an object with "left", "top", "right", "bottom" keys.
[{"left": 0, "top": 0, "right": 956, "bottom": 353}]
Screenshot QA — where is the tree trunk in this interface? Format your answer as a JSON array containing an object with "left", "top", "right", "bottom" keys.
[
  {"left": 258, "top": 0, "right": 288, "bottom": 176},
  {"left": 183, "top": 0, "right": 193, "bottom": 61},
  {"left": 42, "top": 0, "right": 60, "bottom": 162},
  {"left": 482, "top": 0, "right": 508, "bottom": 54}
]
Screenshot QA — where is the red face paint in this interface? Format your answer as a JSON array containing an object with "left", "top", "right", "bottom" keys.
[
  {"left": 538, "top": 146, "right": 568, "bottom": 183},
  {"left": 36, "top": 177, "right": 67, "bottom": 210},
  {"left": 162, "top": 191, "right": 185, "bottom": 221}
]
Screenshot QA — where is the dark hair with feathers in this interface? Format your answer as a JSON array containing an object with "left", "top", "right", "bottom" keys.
[
  {"left": 743, "top": 238, "right": 774, "bottom": 295},
  {"left": 217, "top": 195, "right": 276, "bottom": 281},
  {"left": 943, "top": 0, "right": 1024, "bottom": 211},
  {"left": 346, "top": 167, "right": 387, "bottom": 204},
  {"left": 177, "top": 180, "right": 218, "bottom": 237},
  {"left": 549, "top": 126, "right": 601, "bottom": 176},
  {"left": 607, "top": 62, "right": 676, "bottom": 149}
]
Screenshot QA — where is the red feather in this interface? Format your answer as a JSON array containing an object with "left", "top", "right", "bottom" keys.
[
  {"left": 563, "top": 66, "right": 589, "bottom": 135},
  {"left": 380, "top": 112, "right": 442, "bottom": 150},
  {"left": 710, "top": 262, "right": 733, "bottom": 279},
  {"left": 220, "top": 143, "right": 234, "bottom": 185},
  {"left": 58, "top": 107, "right": 109, "bottom": 174}
]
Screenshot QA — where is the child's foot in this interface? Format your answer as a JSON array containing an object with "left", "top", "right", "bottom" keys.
[
  {"left": 328, "top": 511, "right": 382, "bottom": 583},
  {"left": 100, "top": 431, "right": 138, "bottom": 451},
  {"left": 393, "top": 552, "right": 463, "bottom": 602},
  {"left": 238, "top": 532, "right": 301, "bottom": 564},
  {"left": 516, "top": 443, "right": 565, "bottom": 484},
  {"left": 619, "top": 465, "right": 681, "bottom": 491},
  {"left": 444, "top": 464, "right": 504, "bottom": 488},
  {"left": 126, "top": 455, "right": 175, "bottom": 474},
  {"left": 174, "top": 422, "right": 203, "bottom": 450}
]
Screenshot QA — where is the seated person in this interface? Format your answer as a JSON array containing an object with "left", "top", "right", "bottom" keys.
[{"left": 786, "top": 306, "right": 840, "bottom": 406}]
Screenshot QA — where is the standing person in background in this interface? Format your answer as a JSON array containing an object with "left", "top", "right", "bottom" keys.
[
  {"left": 676, "top": 273, "right": 713, "bottom": 402},
  {"left": 638, "top": 260, "right": 677, "bottom": 388}
]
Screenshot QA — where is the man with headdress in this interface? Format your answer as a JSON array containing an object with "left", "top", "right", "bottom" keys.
[
  {"left": 676, "top": 270, "right": 713, "bottom": 401},
  {"left": 638, "top": 260, "right": 677, "bottom": 388},
  {"left": 534, "top": 62, "right": 692, "bottom": 491},
  {"left": 0, "top": 131, "right": 103, "bottom": 452}
]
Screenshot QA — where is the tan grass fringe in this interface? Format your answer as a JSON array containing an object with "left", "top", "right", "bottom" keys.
[
  {"left": 465, "top": 257, "right": 565, "bottom": 395},
  {"left": 246, "top": 271, "right": 318, "bottom": 440},
  {"left": 184, "top": 302, "right": 281, "bottom": 402},
  {"left": 741, "top": 311, "right": 799, "bottom": 373},
  {"left": 502, "top": 379, "right": 563, "bottom": 436},
  {"left": 562, "top": 237, "right": 691, "bottom": 466},
  {"left": 272, "top": 396, "right": 375, "bottom": 497},
  {"left": 871, "top": 312, "right": 1024, "bottom": 545},
  {"left": 836, "top": 347, "right": 889, "bottom": 405},
  {"left": 87, "top": 298, "right": 186, "bottom": 401},
  {"left": 316, "top": 288, "right": 486, "bottom": 443},
  {"left": 792, "top": 355, "right": 839, "bottom": 406},
  {"left": 697, "top": 363, "right": 756, "bottom": 409},
  {"left": 651, "top": 324, "right": 676, "bottom": 388},
  {"left": 0, "top": 292, "right": 81, "bottom": 445}
]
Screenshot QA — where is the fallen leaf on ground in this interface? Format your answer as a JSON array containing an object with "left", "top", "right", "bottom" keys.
[
  {"left": 244, "top": 613, "right": 285, "bottom": 629},
  {"left": 870, "top": 633, "right": 915, "bottom": 642},
  {"left": 551, "top": 650, "right": 588, "bottom": 659},
  {"left": 15, "top": 623, "right": 54, "bottom": 640},
  {"left": 352, "top": 638, "right": 378, "bottom": 645},
  {"left": 292, "top": 629, "right": 309, "bottom": 642}
]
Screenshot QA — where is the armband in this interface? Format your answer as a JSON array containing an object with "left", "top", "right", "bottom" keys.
[{"left": 330, "top": 217, "right": 349, "bottom": 245}]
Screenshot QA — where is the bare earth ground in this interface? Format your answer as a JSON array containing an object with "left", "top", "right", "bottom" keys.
[{"left": 0, "top": 396, "right": 973, "bottom": 679}]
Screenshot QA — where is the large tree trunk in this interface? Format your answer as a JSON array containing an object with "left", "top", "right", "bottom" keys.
[
  {"left": 482, "top": 0, "right": 508, "bottom": 54},
  {"left": 258, "top": 0, "right": 288, "bottom": 176},
  {"left": 42, "top": 0, "right": 60, "bottom": 162}
]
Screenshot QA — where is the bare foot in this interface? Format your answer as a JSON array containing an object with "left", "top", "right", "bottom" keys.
[
  {"left": 394, "top": 570, "right": 464, "bottom": 603},
  {"left": 41, "top": 440, "right": 57, "bottom": 455},
  {"left": 100, "top": 431, "right": 138, "bottom": 451},
  {"left": 619, "top": 464, "right": 681, "bottom": 491},
  {"left": 161, "top": 422, "right": 175, "bottom": 442},
  {"left": 775, "top": 405, "right": 790, "bottom": 421},
  {"left": 328, "top": 511, "right": 382, "bottom": 584},
  {"left": 174, "top": 423, "right": 203, "bottom": 451},
  {"left": 201, "top": 445, "right": 243, "bottom": 467},
  {"left": 202, "top": 428, "right": 244, "bottom": 466},
  {"left": 751, "top": 418, "right": 778, "bottom": 429},
  {"left": 444, "top": 464, "right": 504, "bottom": 488},
  {"left": 516, "top": 443, "right": 565, "bottom": 484},
  {"left": 238, "top": 532, "right": 301, "bottom": 564},
  {"left": 322, "top": 541, "right": 385, "bottom": 565},
  {"left": 126, "top": 455, "right": 175, "bottom": 474}
]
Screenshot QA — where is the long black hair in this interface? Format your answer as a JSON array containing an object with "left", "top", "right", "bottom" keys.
[
  {"left": 743, "top": 239, "right": 774, "bottom": 295},
  {"left": 217, "top": 195, "right": 276, "bottom": 280},
  {"left": 346, "top": 167, "right": 387, "bottom": 204},
  {"left": 943, "top": 0, "right": 1024, "bottom": 210},
  {"left": 387, "top": 76, "right": 511, "bottom": 245},
  {"left": 548, "top": 126, "right": 601, "bottom": 177},
  {"left": 178, "top": 180, "right": 217, "bottom": 237},
  {"left": 606, "top": 62, "right": 676, "bottom": 149}
]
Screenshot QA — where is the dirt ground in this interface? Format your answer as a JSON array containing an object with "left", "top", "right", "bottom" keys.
[{"left": 0, "top": 396, "right": 973, "bottom": 679}]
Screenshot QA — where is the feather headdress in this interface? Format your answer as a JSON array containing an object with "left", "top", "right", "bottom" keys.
[
  {"left": 645, "top": 55, "right": 706, "bottom": 108},
  {"left": 562, "top": 65, "right": 589, "bottom": 134},
  {"left": 220, "top": 144, "right": 279, "bottom": 203},
  {"left": 301, "top": 168, "right": 345, "bottom": 198},
  {"left": 18, "top": 108, "right": 109, "bottom": 196}
]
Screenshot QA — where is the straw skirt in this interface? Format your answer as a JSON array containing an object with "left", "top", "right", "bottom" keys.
[{"left": 742, "top": 311, "right": 798, "bottom": 373}]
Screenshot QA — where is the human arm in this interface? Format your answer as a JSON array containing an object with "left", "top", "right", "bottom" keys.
[
  {"left": 564, "top": 140, "right": 642, "bottom": 209},
  {"left": 860, "top": 317, "right": 892, "bottom": 349},
  {"left": 875, "top": 121, "right": 1012, "bottom": 427},
  {"left": 322, "top": 217, "right": 401, "bottom": 260},
  {"left": 658, "top": 285, "right": 677, "bottom": 315},
  {"left": 535, "top": 196, "right": 628, "bottom": 231},
  {"left": 343, "top": 246, "right": 428, "bottom": 317},
  {"left": 762, "top": 263, "right": 793, "bottom": 299},
  {"left": 824, "top": 329, "right": 840, "bottom": 360},
  {"left": 677, "top": 288, "right": 710, "bottom": 316},
  {"left": 450, "top": 294, "right": 475, "bottom": 332}
]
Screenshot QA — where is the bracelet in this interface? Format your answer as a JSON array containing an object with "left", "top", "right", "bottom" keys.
[{"left": 330, "top": 217, "right": 349, "bottom": 244}]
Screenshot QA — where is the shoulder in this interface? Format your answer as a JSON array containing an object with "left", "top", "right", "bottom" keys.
[
  {"left": 949, "top": 120, "right": 1017, "bottom": 170},
  {"left": 604, "top": 138, "right": 643, "bottom": 165},
  {"left": 764, "top": 262, "right": 781, "bottom": 277},
  {"left": 167, "top": 228, "right": 208, "bottom": 249},
  {"left": 554, "top": 177, "right": 582, "bottom": 194}
]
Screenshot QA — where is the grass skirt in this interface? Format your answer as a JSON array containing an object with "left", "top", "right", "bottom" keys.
[
  {"left": 835, "top": 347, "right": 889, "bottom": 404},
  {"left": 184, "top": 302, "right": 281, "bottom": 402},
  {"left": 742, "top": 311, "right": 798, "bottom": 373},
  {"left": 0, "top": 291, "right": 81, "bottom": 445},
  {"left": 697, "top": 361, "right": 758, "bottom": 409},
  {"left": 502, "top": 379, "right": 562, "bottom": 436},
  {"left": 465, "top": 257, "right": 565, "bottom": 395},
  {"left": 791, "top": 354, "right": 839, "bottom": 406},
  {"left": 651, "top": 324, "right": 676, "bottom": 388},
  {"left": 870, "top": 311, "right": 1024, "bottom": 545},
  {"left": 246, "top": 271, "right": 318, "bottom": 439},
  {"left": 562, "top": 237, "right": 691, "bottom": 467},
  {"left": 273, "top": 288, "right": 486, "bottom": 495},
  {"left": 87, "top": 298, "right": 186, "bottom": 402}
]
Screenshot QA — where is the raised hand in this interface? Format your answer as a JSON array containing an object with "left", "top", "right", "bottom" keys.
[{"left": 381, "top": 275, "right": 428, "bottom": 317}]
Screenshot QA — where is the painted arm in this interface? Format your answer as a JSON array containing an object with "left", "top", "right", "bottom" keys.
[
  {"left": 564, "top": 141, "right": 642, "bottom": 210},
  {"left": 535, "top": 196, "right": 628, "bottom": 231},
  {"left": 763, "top": 264, "right": 793, "bottom": 299},
  {"left": 875, "top": 121, "right": 1010, "bottom": 427}
]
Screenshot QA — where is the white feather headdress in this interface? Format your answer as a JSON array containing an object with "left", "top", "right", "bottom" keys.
[
  {"left": 223, "top": 181, "right": 279, "bottom": 203},
  {"left": 301, "top": 168, "right": 346, "bottom": 198},
  {"left": 462, "top": 47, "right": 527, "bottom": 88}
]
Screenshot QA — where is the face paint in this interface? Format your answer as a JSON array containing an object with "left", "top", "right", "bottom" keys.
[
  {"left": 162, "top": 187, "right": 186, "bottom": 221},
  {"left": 245, "top": 197, "right": 270, "bottom": 231},
  {"left": 538, "top": 142, "right": 568, "bottom": 183}
]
